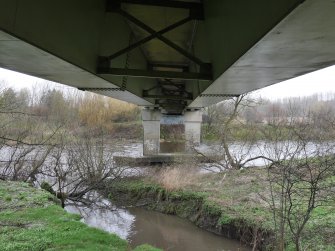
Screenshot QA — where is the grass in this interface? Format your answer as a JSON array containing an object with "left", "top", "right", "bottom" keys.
[
  {"left": 153, "top": 165, "right": 199, "bottom": 191},
  {"left": 0, "top": 181, "right": 160, "bottom": 251},
  {"left": 183, "top": 169, "right": 335, "bottom": 250}
]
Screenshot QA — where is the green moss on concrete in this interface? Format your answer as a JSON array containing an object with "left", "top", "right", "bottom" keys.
[{"left": 0, "top": 181, "right": 160, "bottom": 251}]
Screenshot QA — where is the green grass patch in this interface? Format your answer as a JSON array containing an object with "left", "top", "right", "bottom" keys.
[
  {"left": 0, "top": 181, "right": 160, "bottom": 251},
  {"left": 132, "top": 244, "right": 161, "bottom": 251}
]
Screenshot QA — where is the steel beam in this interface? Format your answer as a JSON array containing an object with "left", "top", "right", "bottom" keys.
[
  {"left": 117, "top": 9, "right": 210, "bottom": 69},
  {"left": 143, "top": 94, "right": 193, "bottom": 101},
  {"left": 107, "top": 16, "right": 192, "bottom": 60},
  {"left": 97, "top": 67, "right": 212, "bottom": 80},
  {"left": 77, "top": 87, "right": 123, "bottom": 91},
  {"left": 159, "top": 104, "right": 186, "bottom": 110},
  {"left": 115, "top": 0, "right": 202, "bottom": 9},
  {"left": 106, "top": 0, "right": 204, "bottom": 19},
  {"left": 149, "top": 63, "right": 188, "bottom": 71}
]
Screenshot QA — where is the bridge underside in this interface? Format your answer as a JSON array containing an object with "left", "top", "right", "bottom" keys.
[{"left": 0, "top": 0, "right": 334, "bottom": 115}]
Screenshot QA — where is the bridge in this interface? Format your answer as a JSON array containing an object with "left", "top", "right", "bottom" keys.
[{"left": 0, "top": 0, "right": 334, "bottom": 155}]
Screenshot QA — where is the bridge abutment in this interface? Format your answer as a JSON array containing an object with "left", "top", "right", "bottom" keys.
[
  {"left": 184, "top": 110, "right": 203, "bottom": 152},
  {"left": 141, "top": 109, "right": 162, "bottom": 156}
]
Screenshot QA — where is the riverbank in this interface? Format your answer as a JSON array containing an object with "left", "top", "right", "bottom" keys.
[
  {"left": 0, "top": 181, "right": 159, "bottom": 251},
  {"left": 105, "top": 167, "right": 335, "bottom": 251}
]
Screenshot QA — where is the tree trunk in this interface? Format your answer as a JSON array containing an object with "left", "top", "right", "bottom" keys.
[{"left": 295, "top": 236, "right": 300, "bottom": 251}]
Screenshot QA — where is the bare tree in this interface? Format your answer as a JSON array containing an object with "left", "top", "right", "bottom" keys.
[
  {"left": 0, "top": 85, "right": 59, "bottom": 181},
  {"left": 198, "top": 94, "right": 263, "bottom": 171},
  {"left": 262, "top": 104, "right": 335, "bottom": 251},
  {"left": 0, "top": 84, "right": 136, "bottom": 211},
  {"left": 40, "top": 130, "right": 130, "bottom": 208},
  {"left": 199, "top": 93, "right": 335, "bottom": 249}
]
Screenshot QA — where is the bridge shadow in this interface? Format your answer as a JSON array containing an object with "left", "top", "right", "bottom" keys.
[{"left": 159, "top": 141, "right": 185, "bottom": 154}]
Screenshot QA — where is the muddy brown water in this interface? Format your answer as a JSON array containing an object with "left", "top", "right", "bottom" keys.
[
  {"left": 66, "top": 196, "right": 250, "bottom": 251},
  {"left": 128, "top": 207, "right": 250, "bottom": 251}
]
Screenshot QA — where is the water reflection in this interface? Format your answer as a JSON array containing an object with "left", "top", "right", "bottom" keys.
[
  {"left": 160, "top": 142, "right": 185, "bottom": 153},
  {"left": 113, "top": 142, "right": 143, "bottom": 157},
  {"left": 128, "top": 208, "right": 250, "bottom": 251},
  {"left": 64, "top": 192, "right": 249, "bottom": 251},
  {"left": 65, "top": 200, "right": 135, "bottom": 240}
]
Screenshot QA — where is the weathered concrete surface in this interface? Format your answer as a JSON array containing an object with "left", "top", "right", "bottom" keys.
[
  {"left": 184, "top": 110, "right": 203, "bottom": 151},
  {"left": 141, "top": 109, "right": 162, "bottom": 156},
  {"left": 1, "top": 0, "right": 334, "bottom": 112},
  {"left": 190, "top": 0, "right": 335, "bottom": 107},
  {"left": 0, "top": 0, "right": 154, "bottom": 106}
]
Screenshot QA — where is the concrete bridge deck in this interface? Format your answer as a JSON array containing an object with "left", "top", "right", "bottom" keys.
[{"left": 1, "top": 0, "right": 334, "bottom": 155}]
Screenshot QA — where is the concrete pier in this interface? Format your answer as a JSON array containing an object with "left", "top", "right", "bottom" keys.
[
  {"left": 184, "top": 110, "right": 203, "bottom": 152},
  {"left": 141, "top": 109, "right": 162, "bottom": 155}
]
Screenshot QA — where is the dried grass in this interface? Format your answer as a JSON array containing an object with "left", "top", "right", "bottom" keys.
[{"left": 152, "top": 164, "right": 199, "bottom": 191}]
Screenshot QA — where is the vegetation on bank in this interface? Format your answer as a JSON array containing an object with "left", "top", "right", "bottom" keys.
[
  {"left": 106, "top": 167, "right": 335, "bottom": 251},
  {"left": 0, "top": 85, "right": 142, "bottom": 142},
  {"left": 2, "top": 83, "right": 335, "bottom": 251},
  {"left": 202, "top": 93, "right": 335, "bottom": 143},
  {"left": 202, "top": 123, "right": 296, "bottom": 142},
  {"left": 0, "top": 181, "right": 160, "bottom": 251}
]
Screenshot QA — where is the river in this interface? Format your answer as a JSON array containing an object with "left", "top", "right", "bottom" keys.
[
  {"left": 65, "top": 192, "right": 250, "bottom": 251},
  {"left": 61, "top": 141, "right": 253, "bottom": 250},
  {"left": 2, "top": 140, "right": 333, "bottom": 250}
]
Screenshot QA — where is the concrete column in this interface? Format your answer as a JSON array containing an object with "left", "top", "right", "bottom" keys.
[
  {"left": 184, "top": 110, "right": 203, "bottom": 151},
  {"left": 141, "top": 109, "right": 162, "bottom": 156}
]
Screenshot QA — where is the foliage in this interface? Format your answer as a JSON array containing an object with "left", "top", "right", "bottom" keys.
[
  {"left": 202, "top": 93, "right": 335, "bottom": 142},
  {"left": 79, "top": 92, "right": 140, "bottom": 130},
  {"left": 0, "top": 83, "right": 141, "bottom": 140}
]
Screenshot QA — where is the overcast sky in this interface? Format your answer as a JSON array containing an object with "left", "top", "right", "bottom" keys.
[{"left": 0, "top": 65, "right": 334, "bottom": 100}]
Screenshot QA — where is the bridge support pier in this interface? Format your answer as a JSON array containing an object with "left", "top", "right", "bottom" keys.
[
  {"left": 184, "top": 110, "right": 202, "bottom": 152},
  {"left": 141, "top": 109, "right": 162, "bottom": 156}
]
